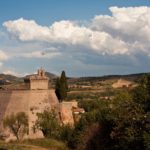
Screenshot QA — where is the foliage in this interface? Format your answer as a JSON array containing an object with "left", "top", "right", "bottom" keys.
[
  {"left": 59, "top": 124, "right": 74, "bottom": 142},
  {"left": 55, "top": 77, "right": 61, "bottom": 101},
  {"left": 3, "top": 112, "right": 28, "bottom": 141},
  {"left": 55, "top": 71, "right": 68, "bottom": 102},
  {"left": 78, "top": 99, "right": 100, "bottom": 112},
  {"left": 110, "top": 99, "right": 146, "bottom": 149},
  {"left": 34, "top": 110, "right": 60, "bottom": 138},
  {"left": 143, "top": 130, "right": 150, "bottom": 150},
  {"left": 132, "top": 74, "right": 150, "bottom": 111},
  {"left": 7, "top": 74, "right": 148, "bottom": 150},
  {"left": 66, "top": 75, "right": 150, "bottom": 150},
  {"left": 109, "top": 82, "right": 150, "bottom": 150}
]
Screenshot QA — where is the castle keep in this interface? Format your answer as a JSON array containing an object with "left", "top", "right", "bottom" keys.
[
  {"left": 0, "top": 68, "right": 58, "bottom": 140},
  {"left": 0, "top": 68, "right": 84, "bottom": 141},
  {"left": 24, "top": 68, "right": 49, "bottom": 90}
]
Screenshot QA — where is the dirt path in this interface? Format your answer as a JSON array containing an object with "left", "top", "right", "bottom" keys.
[
  {"left": 24, "top": 145, "right": 49, "bottom": 150},
  {"left": 15, "top": 144, "right": 50, "bottom": 150}
]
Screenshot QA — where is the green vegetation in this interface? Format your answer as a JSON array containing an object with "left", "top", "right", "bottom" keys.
[
  {"left": 29, "top": 74, "right": 150, "bottom": 150},
  {"left": 55, "top": 71, "right": 68, "bottom": 102},
  {"left": 3, "top": 112, "right": 28, "bottom": 141},
  {"left": 1, "top": 74, "right": 150, "bottom": 150},
  {"left": 23, "top": 138, "right": 68, "bottom": 150},
  {"left": 0, "top": 140, "right": 25, "bottom": 150},
  {"left": 34, "top": 110, "right": 60, "bottom": 138},
  {"left": 0, "top": 139, "right": 68, "bottom": 150}
]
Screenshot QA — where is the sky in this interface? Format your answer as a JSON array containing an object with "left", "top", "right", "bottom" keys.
[{"left": 0, "top": 0, "right": 150, "bottom": 77}]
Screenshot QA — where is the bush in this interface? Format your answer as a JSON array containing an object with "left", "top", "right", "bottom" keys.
[
  {"left": 34, "top": 110, "right": 60, "bottom": 138},
  {"left": 3, "top": 112, "right": 28, "bottom": 141}
]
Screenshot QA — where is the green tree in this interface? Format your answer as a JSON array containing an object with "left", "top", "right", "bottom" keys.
[
  {"left": 59, "top": 124, "right": 74, "bottom": 142},
  {"left": 55, "top": 77, "right": 61, "bottom": 100},
  {"left": 109, "top": 89, "right": 150, "bottom": 150},
  {"left": 55, "top": 70, "right": 68, "bottom": 102},
  {"left": 133, "top": 74, "right": 150, "bottom": 111},
  {"left": 74, "top": 88, "right": 150, "bottom": 150},
  {"left": 34, "top": 110, "right": 60, "bottom": 138},
  {"left": 3, "top": 112, "right": 28, "bottom": 141}
]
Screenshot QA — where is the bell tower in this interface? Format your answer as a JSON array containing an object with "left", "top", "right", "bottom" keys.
[{"left": 24, "top": 68, "right": 49, "bottom": 90}]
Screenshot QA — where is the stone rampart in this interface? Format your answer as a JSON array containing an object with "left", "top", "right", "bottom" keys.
[{"left": 0, "top": 89, "right": 58, "bottom": 139}]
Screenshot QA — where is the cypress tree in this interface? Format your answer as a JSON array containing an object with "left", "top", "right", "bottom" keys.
[
  {"left": 55, "top": 71, "right": 68, "bottom": 102},
  {"left": 55, "top": 77, "right": 61, "bottom": 101}
]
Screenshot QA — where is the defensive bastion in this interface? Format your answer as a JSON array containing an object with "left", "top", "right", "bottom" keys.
[
  {"left": 0, "top": 68, "right": 83, "bottom": 140},
  {"left": 0, "top": 69, "right": 58, "bottom": 139}
]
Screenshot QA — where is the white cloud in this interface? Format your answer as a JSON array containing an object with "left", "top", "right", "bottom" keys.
[
  {"left": 3, "top": 6, "right": 150, "bottom": 56},
  {"left": 2, "top": 70, "right": 31, "bottom": 77},
  {"left": 0, "top": 50, "right": 8, "bottom": 61},
  {"left": 91, "top": 6, "right": 150, "bottom": 55},
  {"left": 3, "top": 18, "right": 128, "bottom": 55},
  {"left": 3, "top": 70, "right": 22, "bottom": 76}
]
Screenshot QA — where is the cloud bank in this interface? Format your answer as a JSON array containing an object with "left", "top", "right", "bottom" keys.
[{"left": 3, "top": 6, "right": 150, "bottom": 56}]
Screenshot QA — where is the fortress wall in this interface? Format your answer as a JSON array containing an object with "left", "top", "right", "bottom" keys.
[
  {"left": 59, "top": 102, "right": 74, "bottom": 125},
  {"left": 0, "top": 91, "right": 12, "bottom": 127},
  {"left": 30, "top": 80, "right": 48, "bottom": 90},
  {"left": 0, "top": 89, "right": 59, "bottom": 139},
  {"left": 4, "top": 91, "right": 30, "bottom": 117},
  {"left": 28, "top": 90, "right": 59, "bottom": 138}
]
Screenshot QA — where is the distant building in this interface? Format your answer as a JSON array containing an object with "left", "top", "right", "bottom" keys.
[{"left": 112, "top": 78, "right": 134, "bottom": 89}]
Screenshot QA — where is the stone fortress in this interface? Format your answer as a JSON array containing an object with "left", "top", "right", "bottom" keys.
[{"left": 0, "top": 68, "right": 84, "bottom": 140}]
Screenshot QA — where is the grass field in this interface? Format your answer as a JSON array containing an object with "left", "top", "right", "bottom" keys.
[{"left": 0, "top": 138, "right": 68, "bottom": 150}]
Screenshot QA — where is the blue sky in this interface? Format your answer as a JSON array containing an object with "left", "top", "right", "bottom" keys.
[{"left": 0, "top": 0, "right": 150, "bottom": 76}]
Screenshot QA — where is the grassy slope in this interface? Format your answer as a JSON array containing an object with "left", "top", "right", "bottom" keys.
[{"left": 0, "top": 138, "right": 68, "bottom": 150}]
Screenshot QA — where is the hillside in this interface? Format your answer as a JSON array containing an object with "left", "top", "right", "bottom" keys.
[
  {"left": 0, "top": 72, "right": 149, "bottom": 84},
  {"left": 0, "top": 72, "right": 57, "bottom": 86},
  {"left": 0, "top": 74, "right": 23, "bottom": 84},
  {"left": 69, "top": 73, "right": 150, "bottom": 83},
  {"left": 45, "top": 72, "right": 57, "bottom": 79}
]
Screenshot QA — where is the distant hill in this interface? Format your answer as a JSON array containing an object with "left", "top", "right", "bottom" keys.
[
  {"left": 0, "top": 72, "right": 149, "bottom": 84},
  {"left": 45, "top": 72, "right": 57, "bottom": 79},
  {"left": 68, "top": 73, "right": 150, "bottom": 83},
  {"left": 0, "top": 74, "right": 22, "bottom": 83},
  {"left": 0, "top": 71, "right": 57, "bottom": 83}
]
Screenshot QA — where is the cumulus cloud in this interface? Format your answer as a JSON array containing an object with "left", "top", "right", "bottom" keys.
[
  {"left": 3, "top": 18, "right": 128, "bottom": 55},
  {"left": 3, "top": 6, "right": 150, "bottom": 56},
  {"left": 91, "top": 6, "right": 150, "bottom": 55}
]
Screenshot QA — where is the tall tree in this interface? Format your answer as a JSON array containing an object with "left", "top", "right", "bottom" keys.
[
  {"left": 55, "top": 70, "right": 68, "bottom": 102},
  {"left": 55, "top": 77, "right": 61, "bottom": 100}
]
